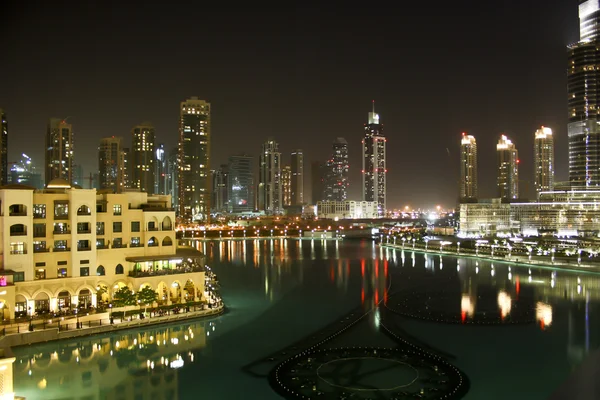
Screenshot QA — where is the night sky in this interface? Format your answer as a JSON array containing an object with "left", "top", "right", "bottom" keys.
[{"left": 0, "top": 0, "right": 579, "bottom": 209}]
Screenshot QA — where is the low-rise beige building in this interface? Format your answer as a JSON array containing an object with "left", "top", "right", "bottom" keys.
[{"left": 0, "top": 179, "right": 206, "bottom": 321}]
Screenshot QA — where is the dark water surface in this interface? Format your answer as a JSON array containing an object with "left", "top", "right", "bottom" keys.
[{"left": 12, "top": 239, "right": 600, "bottom": 399}]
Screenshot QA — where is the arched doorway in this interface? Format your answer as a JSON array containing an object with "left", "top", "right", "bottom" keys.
[
  {"left": 35, "top": 292, "right": 50, "bottom": 314},
  {"left": 78, "top": 289, "right": 92, "bottom": 309},
  {"left": 184, "top": 280, "right": 195, "bottom": 301},
  {"left": 157, "top": 282, "right": 168, "bottom": 305},
  {"left": 57, "top": 291, "right": 71, "bottom": 311},
  {"left": 169, "top": 282, "right": 181, "bottom": 303},
  {"left": 15, "top": 295, "right": 27, "bottom": 318}
]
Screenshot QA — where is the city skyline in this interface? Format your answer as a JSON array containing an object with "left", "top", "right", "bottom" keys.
[{"left": 0, "top": 1, "right": 579, "bottom": 208}]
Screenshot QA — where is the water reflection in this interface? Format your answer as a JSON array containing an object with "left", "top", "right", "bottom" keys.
[
  {"left": 12, "top": 240, "right": 600, "bottom": 399},
  {"left": 14, "top": 321, "right": 214, "bottom": 399}
]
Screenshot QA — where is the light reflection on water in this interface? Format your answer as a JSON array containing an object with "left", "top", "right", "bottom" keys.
[{"left": 12, "top": 239, "right": 600, "bottom": 399}]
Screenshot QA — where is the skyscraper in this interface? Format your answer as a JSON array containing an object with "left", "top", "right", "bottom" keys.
[
  {"left": 497, "top": 135, "right": 519, "bottom": 200},
  {"left": 98, "top": 136, "right": 125, "bottom": 192},
  {"left": 258, "top": 139, "right": 282, "bottom": 214},
  {"left": 282, "top": 165, "right": 291, "bottom": 206},
  {"left": 534, "top": 126, "right": 555, "bottom": 194},
  {"left": 179, "top": 97, "right": 211, "bottom": 221},
  {"left": 9, "top": 153, "right": 42, "bottom": 189},
  {"left": 154, "top": 143, "right": 167, "bottom": 195},
  {"left": 167, "top": 148, "right": 179, "bottom": 210},
  {"left": 291, "top": 150, "right": 304, "bottom": 205},
  {"left": 131, "top": 123, "right": 155, "bottom": 193},
  {"left": 311, "top": 161, "right": 324, "bottom": 204},
  {"left": 228, "top": 154, "right": 254, "bottom": 213},
  {"left": 0, "top": 109, "right": 7, "bottom": 186},
  {"left": 211, "top": 165, "right": 229, "bottom": 213},
  {"left": 331, "top": 138, "right": 349, "bottom": 201},
  {"left": 459, "top": 133, "right": 478, "bottom": 201},
  {"left": 568, "top": 1, "right": 600, "bottom": 187},
  {"left": 362, "top": 102, "right": 386, "bottom": 216},
  {"left": 122, "top": 147, "right": 131, "bottom": 189},
  {"left": 45, "top": 118, "right": 74, "bottom": 185}
]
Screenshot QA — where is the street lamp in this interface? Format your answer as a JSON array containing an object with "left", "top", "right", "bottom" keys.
[
  {"left": 75, "top": 309, "right": 80, "bottom": 329},
  {"left": 457, "top": 242, "right": 461, "bottom": 255},
  {"left": 578, "top": 248, "right": 582, "bottom": 264},
  {"left": 243, "top": 230, "right": 246, "bottom": 238},
  {"left": 401, "top": 237, "right": 406, "bottom": 249},
  {"left": 491, "top": 245, "right": 495, "bottom": 257},
  {"left": 551, "top": 248, "right": 555, "bottom": 263},
  {"left": 425, "top": 239, "right": 429, "bottom": 251},
  {"left": 528, "top": 246, "right": 533, "bottom": 262},
  {"left": 109, "top": 303, "right": 113, "bottom": 324},
  {"left": 412, "top": 238, "right": 415, "bottom": 249},
  {"left": 475, "top": 243, "right": 479, "bottom": 256},
  {"left": 507, "top": 244, "right": 512, "bottom": 258},
  {"left": 28, "top": 306, "right": 33, "bottom": 332}
]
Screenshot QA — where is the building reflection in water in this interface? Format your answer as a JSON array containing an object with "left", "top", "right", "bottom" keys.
[{"left": 13, "top": 321, "right": 212, "bottom": 399}]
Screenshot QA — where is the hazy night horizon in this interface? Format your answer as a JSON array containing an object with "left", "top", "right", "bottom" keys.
[{"left": 0, "top": 0, "right": 579, "bottom": 209}]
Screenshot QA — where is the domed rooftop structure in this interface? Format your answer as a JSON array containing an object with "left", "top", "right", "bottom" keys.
[{"left": 46, "top": 178, "right": 71, "bottom": 189}]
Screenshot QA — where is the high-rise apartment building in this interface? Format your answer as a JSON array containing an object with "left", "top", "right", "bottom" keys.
[
  {"left": 228, "top": 154, "right": 254, "bottom": 213},
  {"left": 9, "top": 153, "right": 43, "bottom": 189},
  {"left": 534, "top": 126, "right": 555, "bottom": 194},
  {"left": 179, "top": 97, "right": 211, "bottom": 221},
  {"left": 331, "top": 138, "right": 349, "bottom": 201},
  {"left": 362, "top": 102, "right": 386, "bottom": 215},
  {"left": 258, "top": 139, "right": 282, "bottom": 214},
  {"left": 211, "top": 165, "right": 229, "bottom": 213},
  {"left": 0, "top": 109, "right": 7, "bottom": 186},
  {"left": 460, "top": 133, "right": 478, "bottom": 201},
  {"left": 291, "top": 150, "right": 304, "bottom": 205},
  {"left": 45, "top": 118, "right": 74, "bottom": 185},
  {"left": 497, "top": 135, "right": 519, "bottom": 200},
  {"left": 154, "top": 144, "right": 167, "bottom": 195},
  {"left": 282, "top": 165, "right": 291, "bottom": 206},
  {"left": 122, "top": 147, "right": 131, "bottom": 189},
  {"left": 568, "top": 1, "right": 600, "bottom": 187},
  {"left": 311, "top": 161, "right": 324, "bottom": 204},
  {"left": 167, "top": 148, "right": 178, "bottom": 211},
  {"left": 98, "top": 136, "right": 125, "bottom": 192},
  {"left": 131, "top": 123, "right": 155, "bottom": 193}
]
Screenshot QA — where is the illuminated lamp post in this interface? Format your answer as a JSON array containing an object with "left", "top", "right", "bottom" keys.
[{"left": 457, "top": 242, "right": 461, "bottom": 255}]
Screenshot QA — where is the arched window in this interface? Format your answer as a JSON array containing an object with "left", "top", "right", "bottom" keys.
[
  {"left": 148, "top": 237, "right": 158, "bottom": 247},
  {"left": 77, "top": 205, "right": 91, "bottom": 216},
  {"left": 96, "top": 265, "right": 105, "bottom": 276},
  {"left": 9, "top": 224, "right": 26, "bottom": 236},
  {"left": 115, "top": 264, "right": 124, "bottom": 275},
  {"left": 9, "top": 204, "right": 27, "bottom": 216},
  {"left": 162, "top": 216, "right": 173, "bottom": 231},
  {"left": 162, "top": 237, "right": 173, "bottom": 246}
]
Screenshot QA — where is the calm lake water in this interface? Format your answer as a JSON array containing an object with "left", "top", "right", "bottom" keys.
[{"left": 12, "top": 239, "right": 600, "bottom": 399}]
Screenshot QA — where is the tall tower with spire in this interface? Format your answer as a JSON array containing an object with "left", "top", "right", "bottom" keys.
[
  {"left": 568, "top": 1, "right": 600, "bottom": 188},
  {"left": 362, "top": 100, "right": 386, "bottom": 216}
]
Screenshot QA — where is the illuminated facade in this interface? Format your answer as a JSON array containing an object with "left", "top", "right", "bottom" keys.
[
  {"left": 496, "top": 135, "right": 519, "bottom": 200},
  {"left": 331, "top": 138, "right": 349, "bottom": 202},
  {"left": 534, "top": 127, "right": 555, "bottom": 194},
  {"left": 282, "top": 165, "right": 291, "bottom": 207},
  {"left": 45, "top": 118, "right": 74, "bottom": 186},
  {"left": 154, "top": 143, "right": 167, "bottom": 195},
  {"left": 0, "top": 109, "right": 7, "bottom": 186},
  {"left": 316, "top": 200, "right": 378, "bottom": 219},
  {"left": 9, "top": 153, "right": 43, "bottom": 189},
  {"left": 178, "top": 97, "right": 211, "bottom": 222},
  {"left": 291, "top": 149, "right": 304, "bottom": 205},
  {"left": 568, "top": 1, "right": 600, "bottom": 187},
  {"left": 131, "top": 123, "right": 155, "bottom": 194},
  {"left": 98, "top": 137, "right": 125, "bottom": 193},
  {"left": 459, "top": 133, "right": 478, "bottom": 201},
  {"left": 362, "top": 103, "right": 386, "bottom": 215},
  {"left": 459, "top": 190, "right": 600, "bottom": 237},
  {"left": 211, "top": 165, "right": 228, "bottom": 213},
  {"left": 227, "top": 154, "right": 254, "bottom": 213},
  {"left": 0, "top": 181, "right": 206, "bottom": 322},
  {"left": 258, "top": 139, "right": 282, "bottom": 214}
]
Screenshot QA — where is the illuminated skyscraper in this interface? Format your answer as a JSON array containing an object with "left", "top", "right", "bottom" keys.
[
  {"left": 0, "top": 109, "right": 7, "bottom": 186},
  {"left": 258, "top": 139, "right": 282, "bottom": 214},
  {"left": 311, "top": 161, "right": 325, "bottom": 204},
  {"left": 332, "top": 138, "right": 349, "bottom": 201},
  {"left": 496, "top": 135, "right": 519, "bottom": 200},
  {"left": 154, "top": 143, "right": 167, "bottom": 195},
  {"left": 98, "top": 136, "right": 125, "bottom": 192},
  {"left": 282, "top": 165, "right": 291, "bottom": 206},
  {"left": 179, "top": 97, "right": 211, "bottom": 221},
  {"left": 211, "top": 165, "right": 229, "bottom": 213},
  {"left": 534, "top": 127, "right": 555, "bottom": 193},
  {"left": 460, "top": 133, "right": 478, "bottom": 201},
  {"left": 122, "top": 147, "right": 131, "bottom": 188},
  {"left": 228, "top": 154, "right": 254, "bottom": 213},
  {"left": 45, "top": 118, "right": 74, "bottom": 185},
  {"left": 568, "top": 1, "right": 600, "bottom": 187},
  {"left": 362, "top": 102, "right": 386, "bottom": 215},
  {"left": 291, "top": 150, "right": 304, "bottom": 205},
  {"left": 131, "top": 123, "right": 155, "bottom": 193}
]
